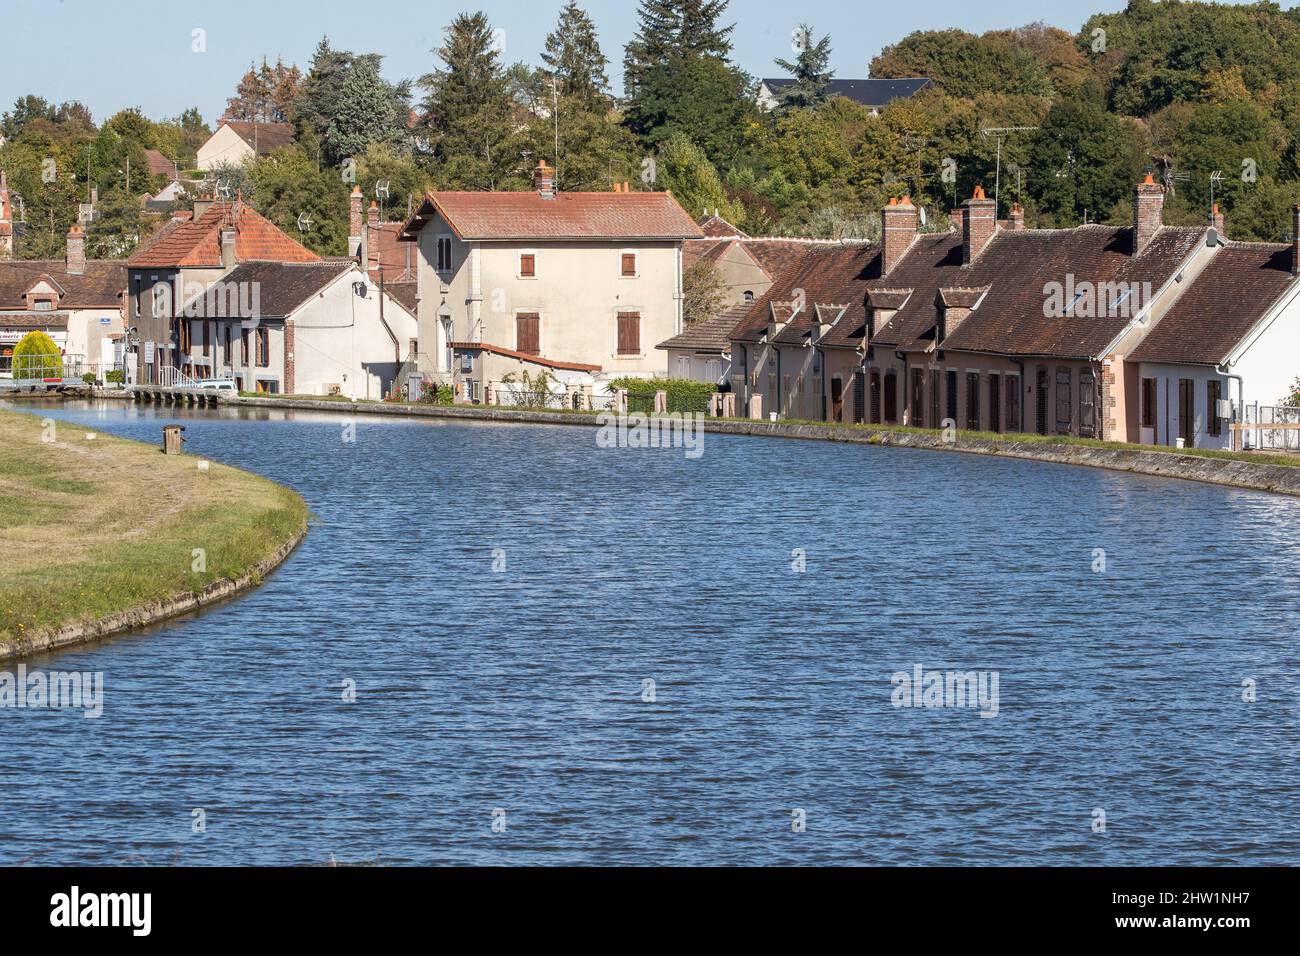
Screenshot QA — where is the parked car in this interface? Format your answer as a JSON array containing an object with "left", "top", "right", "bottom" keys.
[{"left": 198, "top": 379, "right": 238, "bottom": 393}]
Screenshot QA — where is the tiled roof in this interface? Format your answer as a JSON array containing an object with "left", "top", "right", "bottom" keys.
[
  {"left": 219, "top": 121, "right": 295, "bottom": 156},
  {"left": 656, "top": 303, "right": 750, "bottom": 352},
  {"left": 0, "top": 259, "right": 126, "bottom": 310},
  {"left": 697, "top": 213, "right": 749, "bottom": 238},
  {"left": 450, "top": 340, "right": 601, "bottom": 372},
  {"left": 0, "top": 313, "right": 70, "bottom": 330},
  {"left": 187, "top": 260, "right": 353, "bottom": 319},
  {"left": 127, "top": 202, "right": 319, "bottom": 268},
  {"left": 849, "top": 232, "right": 964, "bottom": 349},
  {"left": 384, "top": 280, "right": 418, "bottom": 317},
  {"left": 398, "top": 191, "right": 704, "bottom": 241},
  {"left": 940, "top": 225, "right": 1206, "bottom": 358},
  {"left": 683, "top": 238, "right": 732, "bottom": 270},
  {"left": 1128, "top": 243, "right": 1296, "bottom": 366},
  {"left": 143, "top": 149, "right": 176, "bottom": 178},
  {"left": 731, "top": 243, "right": 878, "bottom": 346}
]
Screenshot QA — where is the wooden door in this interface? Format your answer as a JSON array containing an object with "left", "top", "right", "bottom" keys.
[
  {"left": 830, "top": 376, "right": 844, "bottom": 422},
  {"left": 1179, "top": 378, "right": 1195, "bottom": 447}
]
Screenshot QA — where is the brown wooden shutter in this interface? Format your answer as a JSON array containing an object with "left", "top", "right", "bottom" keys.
[
  {"left": 516, "top": 313, "right": 540, "bottom": 355},
  {"left": 617, "top": 312, "right": 640, "bottom": 354},
  {"left": 520, "top": 253, "right": 535, "bottom": 277},
  {"left": 621, "top": 253, "right": 637, "bottom": 277}
]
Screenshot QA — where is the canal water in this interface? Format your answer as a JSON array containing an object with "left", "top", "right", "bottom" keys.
[{"left": 2, "top": 399, "right": 1299, "bottom": 866}]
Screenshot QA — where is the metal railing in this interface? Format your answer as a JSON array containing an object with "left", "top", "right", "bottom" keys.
[
  {"left": 0, "top": 354, "right": 85, "bottom": 381},
  {"left": 156, "top": 366, "right": 203, "bottom": 388},
  {"left": 1239, "top": 403, "right": 1300, "bottom": 451}
]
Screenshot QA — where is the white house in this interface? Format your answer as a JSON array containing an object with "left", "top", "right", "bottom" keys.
[
  {"left": 196, "top": 121, "right": 295, "bottom": 171},
  {"left": 1129, "top": 238, "right": 1300, "bottom": 450},
  {"left": 397, "top": 161, "right": 703, "bottom": 402}
]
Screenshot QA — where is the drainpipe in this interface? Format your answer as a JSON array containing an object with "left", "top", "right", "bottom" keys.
[
  {"left": 377, "top": 266, "right": 400, "bottom": 364},
  {"left": 1010, "top": 357, "right": 1026, "bottom": 432},
  {"left": 1216, "top": 362, "right": 1245, "bottom": 450}
]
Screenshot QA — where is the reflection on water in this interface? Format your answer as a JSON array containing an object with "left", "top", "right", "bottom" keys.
[{"left": 2, "top": 398, "right": 1299, "bottom": 865}]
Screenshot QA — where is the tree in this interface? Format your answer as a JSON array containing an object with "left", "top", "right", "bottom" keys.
[
  {"left": 654, "top": 134, "right": 744, "bottom": 221},
  {"left": 772, "top": 24, "right": 834, "bottom": 112},
  {"left": 12, "top": 331, "right": 62, "bottom": 379},
  {"left": 86, "top": 188, "right": 146, "bottom": 258},
  {"left": 1026, "top": 99, "right": 1145, "bottom": 227},
  {"left": 623, "top": 0, "right": 755, "bottom": 163},
  {"left": 870, "top": 29, "right": 1054, "bottom": 99},
  {"left": 418, "top": 12, "right": 515, "bottom": 188},
  {"left": 542, "top": 1, "right": 610, "bottom": 102},
  {"left": 1, "top": 95, "right": 56, "bottom": 139},
  {"left": 225, "top": 58, "right": 302, "bottom": 123},
  {"left": 324, "top": 59, "right": 401, "bottom": 164},
  {"left": 683, "top": 261, "right": 729, "bottom": 326},
  {"left": 247, "top": 147, "right": 348, "bottom": 255}
]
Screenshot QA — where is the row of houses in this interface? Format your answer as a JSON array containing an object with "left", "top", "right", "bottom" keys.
[{"left": 661, "top": 180, "right": 1300, "bottom": 451}]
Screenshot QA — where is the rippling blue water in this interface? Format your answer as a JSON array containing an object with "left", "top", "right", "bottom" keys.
[{"left": 2, "top": 399, "right": 1299, "bottom": 866}]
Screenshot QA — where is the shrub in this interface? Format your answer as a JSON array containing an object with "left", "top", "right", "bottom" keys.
[
  {"left": 105, "top": 369, "right": 125, "bottom": 384},
  {"left": 418, "top": 380, "right": 454, "bottom": 405},
  {"left": 607, "top": 376, "right": 715, "bottom": 414},
  {"left": 12, "top": 331, "right": 62, "bottom": 379}
]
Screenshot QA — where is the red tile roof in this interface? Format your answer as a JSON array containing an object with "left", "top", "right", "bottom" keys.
[
  {"left": 127, "top": 202, "right": 319, "bottom": 269},
  {"left": 1128, "top": 243, "right": 1296, "bottom": 366},
  {"left": 450, "top": 340, "right": 601, "bottom": 372},
  {"left": 697, "top": 213, "right": 749, "bottom": 238},
  {"left": 399, "top": 191, "right": 704, "bottom": 241}
]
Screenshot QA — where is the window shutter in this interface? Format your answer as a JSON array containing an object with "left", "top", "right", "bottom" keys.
[
  {"left": 617, "top": 312, "right": 640, "bottom": 354},
  {"left": 516, "top": 313, "right": 540, "bottom": 355},
  {"left": 520, "top": 253, "right": 535, "bottom": 277},
  {"left": 621, "top": 253, "right": 637, "bottom": 277}
]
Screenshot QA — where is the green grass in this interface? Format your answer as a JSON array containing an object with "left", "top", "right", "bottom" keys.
[{"left": 0, "top": 408, "right": 309, "bottom": 643}]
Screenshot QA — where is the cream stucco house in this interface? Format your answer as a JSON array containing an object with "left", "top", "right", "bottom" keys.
[
  {"left": 196, "top": 121, "right": 295, "bottom": 171},
  {"left": 397, "top": 162, "right": 703, "bottom": 403}
]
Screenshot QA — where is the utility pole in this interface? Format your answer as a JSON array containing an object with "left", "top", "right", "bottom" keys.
[{"left": 981, "top": 127, "right": 1038, "bottom": 215}]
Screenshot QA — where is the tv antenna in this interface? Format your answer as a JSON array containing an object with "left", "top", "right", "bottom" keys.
[
  {"left": 981, "top": 127, "right": 1038, "bottom": 214},
  {"left": 1209, "top": 170, "right": 1225, "bottom": 213},
  {"left": 296, "top": 211, "right": 313, "bottom": 233}
]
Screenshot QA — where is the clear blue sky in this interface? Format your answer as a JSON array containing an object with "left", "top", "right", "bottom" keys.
[{"left": 6, "top": 0, "right": 1135, "bottom": 124}]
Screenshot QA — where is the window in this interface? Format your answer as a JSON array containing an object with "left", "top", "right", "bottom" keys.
[
  {"left": 1056, "top": 367, "right": 1072, "bottom": 435},
  {"left": 1141, "top": 378, "right": 1158, "bottom": 429},
  {"left": 179, "top": 319, "right": 191, "bottom": 353},
  {"left": 519, "top": 253, "right": 536, "bottom": 278},
  {"left": 32, "top": 299, "right": 54, "bottom": 311},
  {"left": 966, "top": 372, "right": 980, "bottom": 431},
  {"left": 616, "top": 311, "right": 640, "bottom": 355},
  {"left": 743, "top": 290, "right": 754, "bottom": 302},
  {"left": 436, "top": 235, "right": 453, "bottom": 273},
  {"left": 1079, "top": 371, "right": 1096, "bottom": 438},
  {"left": 516, "top": 313, "right": 540, "bottom": 355},
  {"left": 883, "top": 370, "right": 898, "bottom": 423},
  {"left": 202, "top": 320, "right": 211, "bottom": 357},
  {"left": 621, "top": 252, "right": 637, "bottom": 277},
  {"left": 256, "top": 327, "right": 269, "bottom": 368},
  {"left": 989, "top": 374, "right": 1001, "bottom": 433},
  {"left": 1207, "top": 380, "right": 1223, "bottom": 437}
]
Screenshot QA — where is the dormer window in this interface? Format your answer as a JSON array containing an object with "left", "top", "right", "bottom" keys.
[{"left": 32, "top": 299, "right": 54, "bottom": 311}]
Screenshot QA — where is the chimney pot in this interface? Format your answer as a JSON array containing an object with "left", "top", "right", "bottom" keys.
[
  {"left": 1009, "top": 203, "right": 1025, "bottom": 231},
  {"left": 1211, "top": 202, "right": 1225, "bottom": 237}
]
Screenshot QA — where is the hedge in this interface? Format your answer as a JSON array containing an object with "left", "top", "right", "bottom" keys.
[{"left": 607, "top": 376, "right": 716, "bottom": 414}]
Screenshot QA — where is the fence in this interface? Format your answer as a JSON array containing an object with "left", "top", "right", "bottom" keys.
[
  {"left": 0, "top": 353, "right": 85, "bottom": 381},
  {"left": 1239, "top": 403, "right": 1300, "bottom": 451}
]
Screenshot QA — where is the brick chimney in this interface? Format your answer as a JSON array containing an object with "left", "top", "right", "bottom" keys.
[
  {"left": 349, "top": 186, "right": 363, "bottom": 238},
  {"left": 368, "top": 200, "right": 380, "bottom": 228},
  {"left": 1133, "top": 173, "right": 1164, "bottom": 255},
  {"left": 1292, "top": 204, "right": 1300, "bottom": 275},
  {"left": 962, "top": 185, "right": 996, "bottom": 265},
  {"left": 881, "top": 196, "right": 918, "bottom": 276},
  {"left": 1211, "top": 203, "right": 1225, "bottom": 237},
  {"left": 66, "top": 224, "right": 85, "bottom": 275},
  {"left": 534, "top": 161, "right": 556, "bottom": 199},
  {"left": 1008, "top": 203, "right": 1025, "bottom": 231},
  {"left": 950, "top": 207, "right": 965, "bottom": 233}
]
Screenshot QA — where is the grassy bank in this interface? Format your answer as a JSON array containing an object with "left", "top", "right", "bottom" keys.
[{"left": 0, "top": 407, "right": 308, "bottom": 644}]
